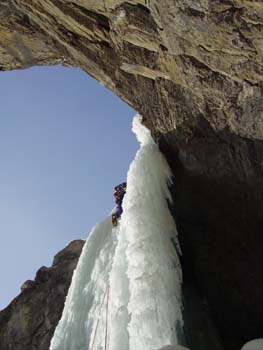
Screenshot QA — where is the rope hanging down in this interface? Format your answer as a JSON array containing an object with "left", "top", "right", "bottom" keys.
[
  {"left": 91, "top": 286, "right": 109, "bottom": 350},
  {"left": 105, "top": 286, "right": 110, "bottom": 350}
]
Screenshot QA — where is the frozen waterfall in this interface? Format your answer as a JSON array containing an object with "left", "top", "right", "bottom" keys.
[{"left": 50, "top": 115, "right": 184, "bottom": 350}]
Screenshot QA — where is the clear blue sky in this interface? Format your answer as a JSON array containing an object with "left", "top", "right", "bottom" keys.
[{"left": 0, "top": 66, "right": 138, "bottom": 310}]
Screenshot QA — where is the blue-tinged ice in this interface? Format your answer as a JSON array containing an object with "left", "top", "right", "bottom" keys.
[{"left": 50, "top": 115, "right": 183, "bottom": 350}]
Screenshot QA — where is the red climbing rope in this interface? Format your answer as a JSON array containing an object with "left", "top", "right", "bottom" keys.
[
  {"left": 104, "top": 286, "right": 110, "bottom": 350},
  {"left": 91, "top": 287, "right": 108, "bottom": 350}
]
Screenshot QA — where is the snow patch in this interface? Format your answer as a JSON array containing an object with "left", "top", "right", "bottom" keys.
[{"left": 241, "top": 339, "right": 263, "bottom": 350}]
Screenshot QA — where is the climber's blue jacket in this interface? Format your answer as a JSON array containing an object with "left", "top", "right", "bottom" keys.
[{"left": 114, "top": 182, "right": 126, "bottom": 218}]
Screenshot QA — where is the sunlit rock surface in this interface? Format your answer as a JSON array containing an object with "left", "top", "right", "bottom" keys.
[{"left": 1, "top": 1, "right": 262, "bottom": 139}]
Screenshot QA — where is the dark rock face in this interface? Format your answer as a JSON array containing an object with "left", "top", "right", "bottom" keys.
[
  {"left": 160, "top": 122, "right": 263, "bottom": 350},
  {"left": 1, "top": 1, "right": 263, "bottom": 349},
  {"left": 0, "top": 240, "right": 85, "bottom": 350}
]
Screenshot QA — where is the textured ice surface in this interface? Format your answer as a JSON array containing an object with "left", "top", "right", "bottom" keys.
[{"left": 50, "top": 115, "right": 183, "bottom": 350}]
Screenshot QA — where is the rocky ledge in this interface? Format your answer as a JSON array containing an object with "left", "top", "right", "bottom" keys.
[{"left": 0, "top": 240, "right": 85, "bottom": 350}]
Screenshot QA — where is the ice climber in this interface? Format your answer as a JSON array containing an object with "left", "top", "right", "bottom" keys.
[{"left": 112, "top": 182, "right": 127, "bottom": 226}]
